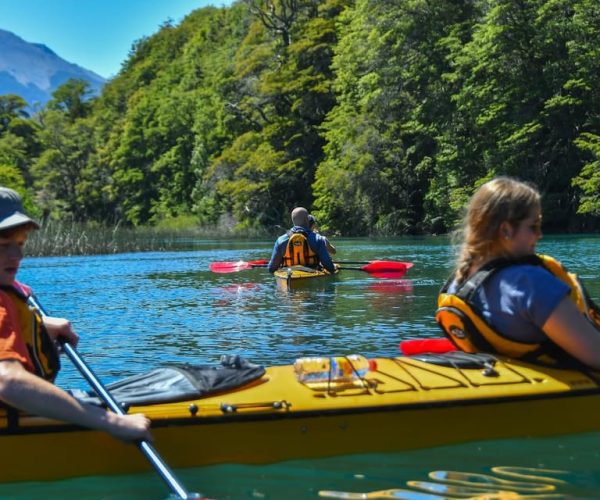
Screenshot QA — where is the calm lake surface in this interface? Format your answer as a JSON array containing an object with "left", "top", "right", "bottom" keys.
[{"left": 1, "top": 235, "right": 599, "bottom": 499}]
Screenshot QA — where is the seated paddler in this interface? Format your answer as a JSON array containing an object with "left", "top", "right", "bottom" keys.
[
  {"left": 308, "top": 214, "right": 336, "bottom": 256},
  {"left": 436, "top": 177, "right": 600, "bottom": 369},
  {"left": 0, "top": 187, "right": 151, "bottom": 441},
  {"left": 268, "top": 207, "right": 336, "bottom": 274}
]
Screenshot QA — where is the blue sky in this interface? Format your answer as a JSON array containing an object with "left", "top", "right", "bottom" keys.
[{"left": 0, "top": 0, "right": 234, "bottom": 79}]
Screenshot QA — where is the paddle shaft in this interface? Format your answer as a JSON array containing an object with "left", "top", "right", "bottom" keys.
[
  {"left": 235, "top": 263, "right": 387, "bottom": 269},
  {"left": 29, "top": 295, "right": 199, "bottom": 500},
  {"left": 332, "top": 261, "right": 371, "bottom": 265}
]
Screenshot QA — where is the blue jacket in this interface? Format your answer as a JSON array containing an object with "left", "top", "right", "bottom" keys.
[{"left": 267, "top": 226, "right": 336, "bottom": 274}]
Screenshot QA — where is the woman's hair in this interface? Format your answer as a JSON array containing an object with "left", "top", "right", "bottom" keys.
[{"left": 454, "top": 177, "right": 541, "bottom": 283}]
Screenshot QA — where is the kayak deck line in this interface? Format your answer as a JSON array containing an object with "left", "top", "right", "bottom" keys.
[
  {"left": 5, "top": 354, "right": 600, "bottom": 427},
  {"left": 7, "top": 385, "right": 600, "bottom": 435},
  {"left": 3, "top": 353, "right": 600, "bottom": 483}
]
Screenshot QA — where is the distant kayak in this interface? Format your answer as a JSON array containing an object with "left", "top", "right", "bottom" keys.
[{"left": 274, "top": 265, "right": 338, "bottom": 289}]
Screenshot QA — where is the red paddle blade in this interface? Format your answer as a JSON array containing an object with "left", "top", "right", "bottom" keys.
[
  {"left": 399, "top": 338, "right": 456, "bottom": 355},
  {"left": 209, "top": 261, "right": 253, "bottom": 273},
  {"left": 248, "top": 259, "right": 269, "bottom": 266},
  {"left": 209, "top": 260, "right": 269, "bottom": 273},
  {"left": 361, "top": 260, "right": 413, "bottom": 275}
]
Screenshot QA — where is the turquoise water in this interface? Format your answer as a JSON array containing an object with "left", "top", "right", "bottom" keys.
[{"left": 1, "top": 235, "right": 599, "bottom": 499}]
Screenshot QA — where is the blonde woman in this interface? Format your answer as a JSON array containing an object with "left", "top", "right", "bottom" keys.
[{"left": 436, "top": 177, "right": 600, "bottom": 369}]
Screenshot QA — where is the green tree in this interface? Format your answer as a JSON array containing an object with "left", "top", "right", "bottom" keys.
[
  {"left": 315, "top": 0, "right": 477, "bottom": 235},
  {"left": 433, "top": 0, "right": 600, "bottom": 231},
  {"left": 206, "top": 0, "right": 346, "bottom": 228},
  {"left": 0, "top": 94, "right": 29, "bottom": 132},
  {"left": 569, "top": 0, "right": 600, "bottom": 219},
  {"left": 32, "top": 110, "right": 95, "bottom": 220},
  {"left": 47, "top": 79, "right": 94, "bottom": 121},
  {"left": 573, "top": 133, "right": 600, "bottom": 216},
  {"left": 12, "top": 0, "right": 597, "bottom": 233},
  {"left": 0, "top": 94, "right": 40, "bottom": 184}
]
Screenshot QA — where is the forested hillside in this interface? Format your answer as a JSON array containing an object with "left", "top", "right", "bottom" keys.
[{"left": 1, "top": 0, "right": 598, "bottom": 235}]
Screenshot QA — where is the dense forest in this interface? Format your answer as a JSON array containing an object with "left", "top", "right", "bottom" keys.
[{"left": 1, "top": 0, "right": 599, "bottom": 235}]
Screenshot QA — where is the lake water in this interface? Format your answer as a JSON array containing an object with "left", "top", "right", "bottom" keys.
[{"left": 1, "top": 235, "right": 599, "bottom": 499}]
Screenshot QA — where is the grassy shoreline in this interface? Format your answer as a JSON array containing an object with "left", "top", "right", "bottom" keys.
[{"left": 26, "top": 221, "right": 273, "bottom": 257}]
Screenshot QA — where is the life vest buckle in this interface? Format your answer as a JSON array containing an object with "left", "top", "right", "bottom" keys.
[{"left": 449, "top": 325, "right": 466, "bottom": 339}]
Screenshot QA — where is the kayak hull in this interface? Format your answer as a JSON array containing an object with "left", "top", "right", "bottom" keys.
[
  {"left": 274, "top": 266, "right": 337, "bottom": 290},
  {"left": 3, "top": 356, "right": 600, "bottom": 482}
]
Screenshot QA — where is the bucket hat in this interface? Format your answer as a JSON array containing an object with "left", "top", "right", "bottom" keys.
[{"left": 0, "top": 187, "right": 39, "bottom": 231}]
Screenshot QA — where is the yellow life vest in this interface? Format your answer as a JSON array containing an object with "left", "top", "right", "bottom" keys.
[
  {"left": 0, "top": 285, "right": 60, "bottom": 381},
  {"left": 282, "top": 231, "right": 319, "bottom": 268},
  {"left": 435, "top": 254, "right": 600, "bottom": 368}
]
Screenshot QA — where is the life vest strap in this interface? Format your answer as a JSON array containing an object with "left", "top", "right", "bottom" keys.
[{"left": 436, "top": 306, "right": 496, "bottom": 353}]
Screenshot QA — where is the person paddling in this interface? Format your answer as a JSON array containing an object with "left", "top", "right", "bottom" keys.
[
  {"left": 308, "top": 214, "right": 336, "bottom": 255},
  {"left": 0, "top": 187, "right": 152, "bottom": 441},
  {"left": 436, "top": 177, "right": 600, "bottom": 369},
  {"left": 268, "top": 207, "right": 336, "bottom": 274}
]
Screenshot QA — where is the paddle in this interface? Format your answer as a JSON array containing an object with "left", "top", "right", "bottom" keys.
[
  {"left": 337, "top": 260, "right": 413, "bottom": 279},
  {"left": 329, "top": 261, "right": 392, "bottom": 265},
  {"left": 210, "top": 259, "right": 413, "bottom": 278},
  {"left": 209, "top": 259, "right": 269, "bottom": 273},
  {"left": 400, "top": 338, "right": 457, "bottom": 355},
  {"left": 27, "top": 295, "right": 202, "bottom": 500}
]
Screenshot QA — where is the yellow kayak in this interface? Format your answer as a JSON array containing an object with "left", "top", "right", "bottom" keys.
[
  {"left": 2, "top": 352, "right": 600, "bottom": 483},
  {"left": 274, "top": 265, "right": 338, "bottom": 290}
]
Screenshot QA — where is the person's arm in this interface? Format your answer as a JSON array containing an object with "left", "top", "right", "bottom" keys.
[
  {"left": 542, "top": 296, "right": 600, "bottom": 370},
  {"left": 0, "top": 359, "right": 151, "bottom": 441},
  {"left": 267, "top": 238, "right": 284, "bottom": 273},
  {"left": 324, "top": 237, "right": 336, "bottom": 255},
  {"left": 313, "top": 235, "right": 336, "bottom": 273}
]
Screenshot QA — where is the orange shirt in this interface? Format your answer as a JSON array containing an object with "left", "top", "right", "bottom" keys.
[{"left": 0, "top": 289, "right": 35, "bottom": 372}]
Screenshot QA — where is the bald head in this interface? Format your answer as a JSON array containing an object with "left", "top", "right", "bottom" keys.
[{"left": 291, "top": 207, "right": 309, "bottom": 228}]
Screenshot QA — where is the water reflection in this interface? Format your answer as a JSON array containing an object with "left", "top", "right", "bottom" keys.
[
  {"left": 367, "top": 279, "right": 414, "bottom": 295},
  {"left": 320, "top": 466, "right": 572, "bottom": 499}
]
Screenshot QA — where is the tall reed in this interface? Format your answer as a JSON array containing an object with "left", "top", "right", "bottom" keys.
[{"left": 26, "top": 221, "right": 270, "bottom": 256}]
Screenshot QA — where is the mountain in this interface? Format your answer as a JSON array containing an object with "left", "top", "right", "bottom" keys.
[{"left": 0, "top": 29, "right": 106, "bottom": 110}]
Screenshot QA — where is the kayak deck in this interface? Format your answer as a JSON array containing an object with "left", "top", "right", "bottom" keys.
[
  {"left": 3, "top": 354, "right": 600, "bottom": 482},
  {"left": 274, "top": 265, "right": 337, "bottom": 280},
  {"left": 274, "top": 265, "right": 338, "bottom": 290}
]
